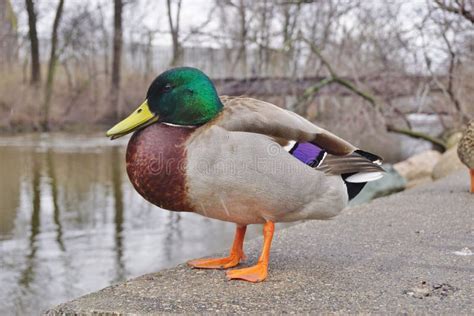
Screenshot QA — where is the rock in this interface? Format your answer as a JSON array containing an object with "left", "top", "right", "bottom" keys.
[
  {"left": 432, "top": 145, "right": 465, "bottom": 180},
  {"left": 393, "top": 150, "right": 441, "bottom": 187},
  {"left": 410, "top": 283, "right": 431, "bottom": 299},
  {"left": 349, "top": 164, "right": 406, "bottom": 206},
  {"left": 404, "top": 281, "right": 458, "bottom": 300},
  {"left": 446, "top": 132, "right": 462, "bottom": 149},
  {"left": 452, "top": 247, "right": 473, "bottom": 256}
]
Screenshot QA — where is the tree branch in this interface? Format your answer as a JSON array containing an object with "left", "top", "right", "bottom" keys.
[
  {"left": 332, "top": 77, "right": 377, "bottom": 107},
  {"left": 301, "top": 37, "right": 379, "bottom": 110},
  {"left": 387, "top": 125, "right": 447, "bottom": 151},
  {"left": 435, "top": 0, "right": 474, "bottom": 24},
  {"left": 297, "top": 36, "right": 448, "bottom": 151}
]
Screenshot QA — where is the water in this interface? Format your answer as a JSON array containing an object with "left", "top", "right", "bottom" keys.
[{"left": 0, "top": 133, "right": 263, "bottom": 315}]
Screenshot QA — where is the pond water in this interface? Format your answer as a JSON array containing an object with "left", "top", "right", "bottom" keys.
[{"left": 0, "top": 133, "right": 266, "bottom": 315}]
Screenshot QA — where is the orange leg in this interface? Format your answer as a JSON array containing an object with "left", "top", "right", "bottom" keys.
[
  {"left": 188, "top": 225, "right": 247, "bottom": 269},
  {"left": 226, "top": 221, "right": 274, "bottom": 283},
  {"left": 470, "top": 169, "right": 474, "bottom": 193}
]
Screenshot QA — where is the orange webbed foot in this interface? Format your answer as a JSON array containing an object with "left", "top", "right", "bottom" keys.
[
  {"left": 188, "top": 225, "right": 247, "bottom": 269},
  {"left": 226, "top": 263, "right": 268, "bottom": 283},
  {"left": 226, "top": 221, "right": 274, "bottom": 283},
  {"left": 187, "top": 253, "right": 246, "bottom": 269}
]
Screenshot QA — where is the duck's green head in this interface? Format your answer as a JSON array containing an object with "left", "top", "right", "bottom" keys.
[{"left": 106, "top": 67, "right": 223, "bottom": 139}]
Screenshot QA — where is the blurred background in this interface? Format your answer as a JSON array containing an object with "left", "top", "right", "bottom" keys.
[{"left": 0, "top": 0, "right": 472, "bottom": 314}]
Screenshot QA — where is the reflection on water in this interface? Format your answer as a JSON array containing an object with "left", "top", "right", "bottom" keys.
[{"left": 0, "top": 133, "right": 264, "bottom": 315}]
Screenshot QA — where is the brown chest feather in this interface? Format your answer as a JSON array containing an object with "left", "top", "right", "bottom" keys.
[{"left": 126, "top": 123, "right": 195, "bottom": 212}]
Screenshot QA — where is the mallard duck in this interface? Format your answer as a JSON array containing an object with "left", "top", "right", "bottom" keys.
[
  {"left": 106, "top": 67, "right": 384, "bottom": 282},
  {"left": 457, "top": 121, "right": 474, "bottom": 193}
]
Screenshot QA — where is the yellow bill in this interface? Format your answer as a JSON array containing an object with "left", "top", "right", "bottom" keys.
[{"left": 106, "top": 100, "right": 159, "bottom": 139}]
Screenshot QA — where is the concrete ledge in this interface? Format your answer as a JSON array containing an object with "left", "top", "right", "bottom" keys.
[{"left": 47, "top": 171, "right": 473, "bottom": 314}]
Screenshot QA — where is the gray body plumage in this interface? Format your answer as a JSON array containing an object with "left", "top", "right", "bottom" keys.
[{"left": 186, "top": 125, "right": 348, "bottom": 224}]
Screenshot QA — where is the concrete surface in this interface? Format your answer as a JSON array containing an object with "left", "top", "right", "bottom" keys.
[
  {"left": 47, "top": 171, "right": 473, "bottom": 314},
  {"left": 432, "top": 145, "right": 464, "bottom": 180}
]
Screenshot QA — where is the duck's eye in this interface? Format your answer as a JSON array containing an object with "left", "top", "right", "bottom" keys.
[{"left": 163, "top": 84, "right": 172, "bottom": 92}]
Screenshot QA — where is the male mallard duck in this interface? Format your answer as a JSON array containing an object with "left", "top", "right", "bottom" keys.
[
  {"left": 457, "top": 121, "right": 474, "bottom": 193},
  {"left": 106, "top": 67, "right": 384, "bottom": 282}
]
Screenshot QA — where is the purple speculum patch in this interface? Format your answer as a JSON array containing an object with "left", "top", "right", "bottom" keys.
[{"left": 290, "top": 142, "right": 323, "bottom": 166}]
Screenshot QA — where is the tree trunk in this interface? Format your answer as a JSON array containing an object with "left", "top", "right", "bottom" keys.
[
  {"left": 98, "top": 3, "right": 110, "bottom": 77},
  {"left": 231, "top": 0, "right": 247, "bottom": 76},
  {"left": 167, "top": 0, "right": 183, "bottom": 66},
  {"left": 25, "top": 0, "right": 40, "bottom": 85},
  {"left": 42, "top": 0, "right": 64, "bottom": 131},
  {"left": 0, "top": 0, "right": 19, "bottom": 70},
  {"left": 111, "top": 0, "right": 123, "bottom": 120}
]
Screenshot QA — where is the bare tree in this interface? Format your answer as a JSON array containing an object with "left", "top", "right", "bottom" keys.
[
  {"left": 434, "top": 0, "right": 474, "bottom": 24},
  {"left": 278, "top": 2, "right": 302, "bottom": 76},
  {"left": 233, "top": 0, "right": 249, "bottom": 75},
  {"left": 0, "top": 0, "right": 18, "bottom": 69},
  {"left": 420, "top": 1, "right": 473, "bottom": 126},
  {"left": 25, "top": 0, "right": 40, "bottom": 85},
  {"left": 167, "top": 0, "right": 183, "bottom": 66},
  {"left": 42, "top": 0, "right": 65, "bottom": 131},
  {"left": 111, "top": 0, "right": 123, "bottom": 120},
  {"left": 98, "top": 3, "right": 110, "bottom": 77}
]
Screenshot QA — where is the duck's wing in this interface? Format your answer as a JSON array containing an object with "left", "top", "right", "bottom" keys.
[
  {"left": 316, "top": 150, "right": 384, "bottom": 177},
  {"left": 215, "top": 96, "right": 384, "bottom": 180},
  {"left": 216, "top": 96, "right": 356, "bottom": 156}
]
